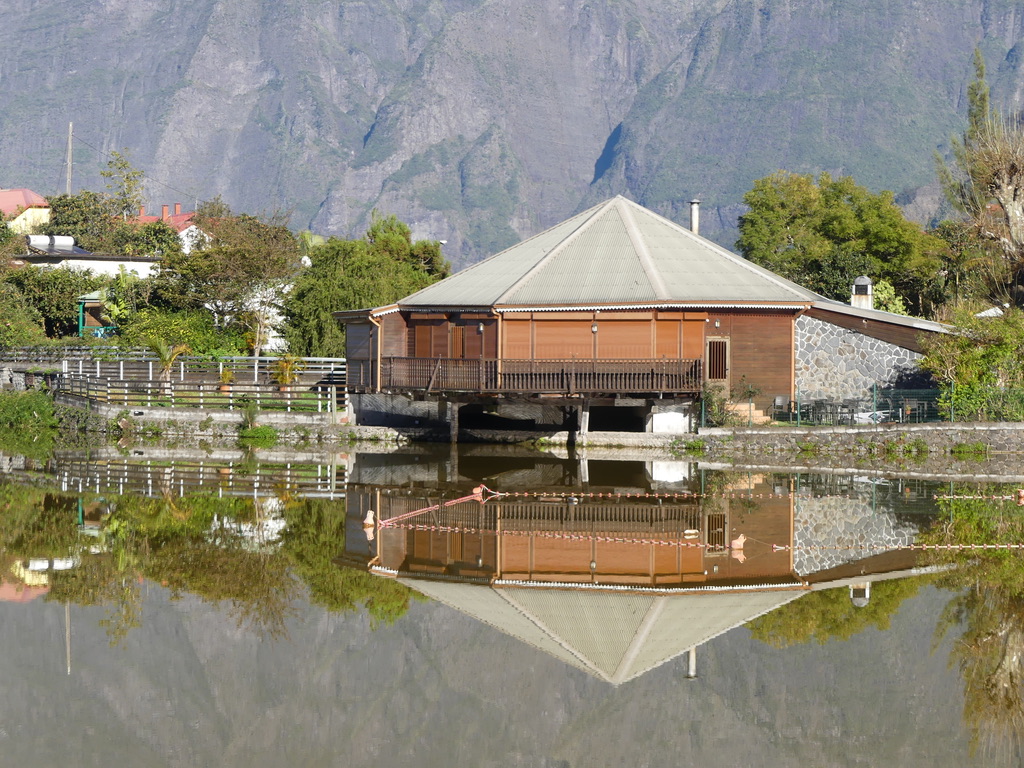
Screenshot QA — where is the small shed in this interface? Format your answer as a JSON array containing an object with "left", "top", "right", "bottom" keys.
[{"left": 76, "top": 290, "right": 115, "bottom": 338}]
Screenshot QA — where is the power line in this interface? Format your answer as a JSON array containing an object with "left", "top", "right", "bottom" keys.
[{"left": 67, "top": 134, "right": 206, "bottom": 208}]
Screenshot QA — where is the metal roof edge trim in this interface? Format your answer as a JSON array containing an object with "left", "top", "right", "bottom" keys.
[
  {"left": 490, "top": 579, "right": 808, "bottom": 593},
  {"left": 809, "top": 300, "right": 951, "bottom": 333},
  {"left": 495, "top": 303, "right": 810, "bottom": 312}
]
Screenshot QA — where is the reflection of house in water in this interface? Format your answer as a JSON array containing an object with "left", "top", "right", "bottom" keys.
[{"left": 341, "top": 450, "right": 942, "bottom": 684}]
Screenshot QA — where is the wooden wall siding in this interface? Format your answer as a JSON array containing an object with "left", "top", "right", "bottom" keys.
[
  {"left": 805, "top": 307, "right": 929, "bottom": 353},
  {"left": 380, "top": 313, "right": 406, "bottom": 358},
  {"left": 346, "top": 324, "right": 373, "bottom": 359},
  {"left": 682, "top": 319, "right": 706, "bottom": 360},
  {"left": 535, "top": 320, "right": 593, "bottom": 358},
  {"left": 503, "top": 318, "right": 532, "bottom": 358},
  {"left": 345, "top": 323, "right": 376, "bottom": 389},
  {"left": 597, "top": 320, "right": 652, "bottom": 358},
  {"left": 708, "top": 311, "right": 795, "bottom": 410},
  {"left": 655, "top": 319, "right": 681, "bottom": 357}
]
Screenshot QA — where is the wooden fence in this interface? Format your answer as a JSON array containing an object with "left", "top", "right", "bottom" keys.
[{"left": 55, "top": 375, "right": 344, "bottom": 414}]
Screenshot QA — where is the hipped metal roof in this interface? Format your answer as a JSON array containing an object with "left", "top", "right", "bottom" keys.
[
  {"left": 399, "top": 196, "right": 820, "bottom": 308},
  {"left": 398, "top": 577, "right": 804, "bottom": 685}
]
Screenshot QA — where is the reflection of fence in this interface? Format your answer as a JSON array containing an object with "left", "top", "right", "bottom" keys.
[
  {"left": 56, "top": 375, "right": 344, "bottom": 414},
  {"left": 57, "top": 458, "right": 347, "bottom": 499}
]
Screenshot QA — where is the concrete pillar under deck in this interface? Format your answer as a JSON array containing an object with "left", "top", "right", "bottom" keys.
[
  {"left": 578, "top": 402, "right": 591, "bottom": 437},
  {"left": 448, "top": 401, "right": 459, "bottom": 443}
]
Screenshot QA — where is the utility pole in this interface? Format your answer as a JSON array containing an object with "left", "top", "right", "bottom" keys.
[{"left": 65, "top": 122, "right": 74, "bottom": 195}]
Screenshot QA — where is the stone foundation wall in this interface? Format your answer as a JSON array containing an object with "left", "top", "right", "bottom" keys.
[{"left": 795, "top": 315, "right": 923, "bottom": 400}]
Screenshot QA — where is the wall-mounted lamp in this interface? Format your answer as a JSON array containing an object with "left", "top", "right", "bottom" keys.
[
  {"left": 714, "top": 319, "right": 720, "bottom": 328},
  {"left": 477, "top": 322, "right": 484, "bottom": 333},
  {"left": 589, "top": 560, "right": 597, "bottom": 570},
  {"left": 591, "top": 322, "right": 598, "bottom": 333}
]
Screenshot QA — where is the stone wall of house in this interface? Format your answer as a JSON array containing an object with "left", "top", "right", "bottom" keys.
[{"left": 795, "top": 315, "right": 922, "bottom": 400}]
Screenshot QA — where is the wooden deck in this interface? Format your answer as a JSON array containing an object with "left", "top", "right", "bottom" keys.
[{"left": 347, "top": 357, "right": 703, "bottom": 396}]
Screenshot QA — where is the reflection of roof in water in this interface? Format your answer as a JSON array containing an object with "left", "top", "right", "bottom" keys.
[{"left": 397, "top": 577, "right": 804, "bottom": 685}]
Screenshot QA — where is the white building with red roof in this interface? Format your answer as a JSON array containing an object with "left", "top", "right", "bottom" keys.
[
  {"left": 135, "top": 202, "right": 207, "bottom": 253},
  {"left": 0, "top": 188, "right": 50, "bottom": 233}
]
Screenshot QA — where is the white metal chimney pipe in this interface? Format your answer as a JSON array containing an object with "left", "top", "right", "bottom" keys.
[{"left": 689, "top": 199, "right": 700, "bottom": 235}]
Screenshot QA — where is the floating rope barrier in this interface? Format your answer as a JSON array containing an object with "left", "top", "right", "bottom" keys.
[
  {"left": 934, "top": 490, "right": 1024, "bottom": 504},
  {"left": 378, "top": 517, "right": 1024, "bottom": 554}
]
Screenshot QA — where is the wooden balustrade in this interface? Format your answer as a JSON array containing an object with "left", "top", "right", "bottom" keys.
[{"left": 347, "top": 357, "right": 703, "bottom": 395}]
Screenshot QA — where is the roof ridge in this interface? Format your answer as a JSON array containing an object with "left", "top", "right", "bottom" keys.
[
  {"left": 634, "top": 202, "right": 821, "bottom": 301},
  {"left": 491, "top": 198, "right": 617, "bottom": 305},
  {"left": 618, "top": 198, "right": 669, "bottom": 300}
]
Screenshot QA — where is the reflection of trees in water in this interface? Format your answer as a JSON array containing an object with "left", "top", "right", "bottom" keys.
[
  {"left": 936, "top": 586, "right": 1024, "bottom": 762},
  {"left": 281, "top": 499, "right": 421, "bottom": 627},
  {"left": 747, "top": 577, "right": 927, "bottom": 648},
  {"left": 0, "top": 481, "right": 416, "bottom": 642},
  {"left": 923, "top": 487, "right": 1024, "bottom": 764}
]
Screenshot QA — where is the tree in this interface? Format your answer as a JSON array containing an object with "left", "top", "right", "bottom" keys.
[
  {"left": 0, "top": 284, "right": 47, "bottom": 346},
  {"left": 4, "top": 265, "right": 102, "bottom": 337},
  {"left": 938, "top": 50, "right": 1024, "bottom": 303},
  {"left": 116, "top": 307, "right": 245, "bottom": 355},
  {"left": 919, "top": 305, "right": 1024, "bottom": 420},
  {"left": 111, "top": 220, "right": 182, "bottom": 259},
  {"left": 41, "top": 191, "right": 117, "bottom": 252},
  {"left": 100, "top": 149, "right": 145, "bottom": 221},
  {"left": 929, "top": 220, "right": 1008, "bottom": 311},
  {"left": 283, "top": 213, "right": 449, "bottom": 357},
  {"left": 153, "top": 198, "right": 302, "bottom": 356},
  {"left": 737, "top": 171, "right": 942, "bottom": 314}
]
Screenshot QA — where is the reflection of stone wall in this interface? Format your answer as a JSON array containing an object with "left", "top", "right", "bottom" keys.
[
  {"left": 795, "top": 316, "right": 921, "bottom": 400},
  {"left": 793, "top": 492, "right": 918, "bottom": 576}
]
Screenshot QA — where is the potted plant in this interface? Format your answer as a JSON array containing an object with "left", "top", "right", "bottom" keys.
[
  {"left": 271, "top": 353, "right": 305, "bottom": 391},
  {"left": 218, "top": 367, "right": 235, "bottom": 393}
]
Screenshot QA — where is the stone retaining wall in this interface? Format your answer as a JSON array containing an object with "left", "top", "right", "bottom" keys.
[{"left": 698, "top": 421, "right": 1024, "bottom": 453}]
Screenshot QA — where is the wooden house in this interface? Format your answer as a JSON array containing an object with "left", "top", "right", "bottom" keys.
[{"left": 336, "top": 196, "right": 946, "bottom": 437}]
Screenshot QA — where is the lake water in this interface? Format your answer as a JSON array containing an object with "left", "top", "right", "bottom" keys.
[{"left": 0, "top": 444, "right": 1021, "bottom": 767}]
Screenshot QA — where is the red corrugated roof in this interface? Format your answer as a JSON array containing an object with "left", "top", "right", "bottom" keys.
[
  {"left": 0, "top": 188, "right": 48, "bottom": 216},
  {"left": 0, "top": 581, "right": 49, "bottom": 603},
  {"left": 132, "top": 211, "right": 197, "bottom": 233}
]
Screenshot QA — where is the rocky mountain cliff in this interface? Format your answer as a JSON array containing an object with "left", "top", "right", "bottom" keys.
[{"left": 2, "top": 0, "right": 1023, "bottom": 266}]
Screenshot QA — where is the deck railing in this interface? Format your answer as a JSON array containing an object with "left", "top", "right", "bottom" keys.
[{"left": 348, "top": 357, "right": 703, "bottom": 395}]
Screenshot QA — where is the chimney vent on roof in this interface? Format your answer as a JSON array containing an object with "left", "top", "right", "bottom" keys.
[
  {"left": 689, "top": 199, "right": 700, "bottom": 236},
  {"left": 161, "top": 204, "right": 169, "bottom": 221},
  {"left": 851, "top": 275, "right": 873, "bottom": 310},
  {"left": 174, "top": 202, "right": 181, "bottom": 216},
  {"left": 139, "top": 205, "right": 146, "bottom": 217}
]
